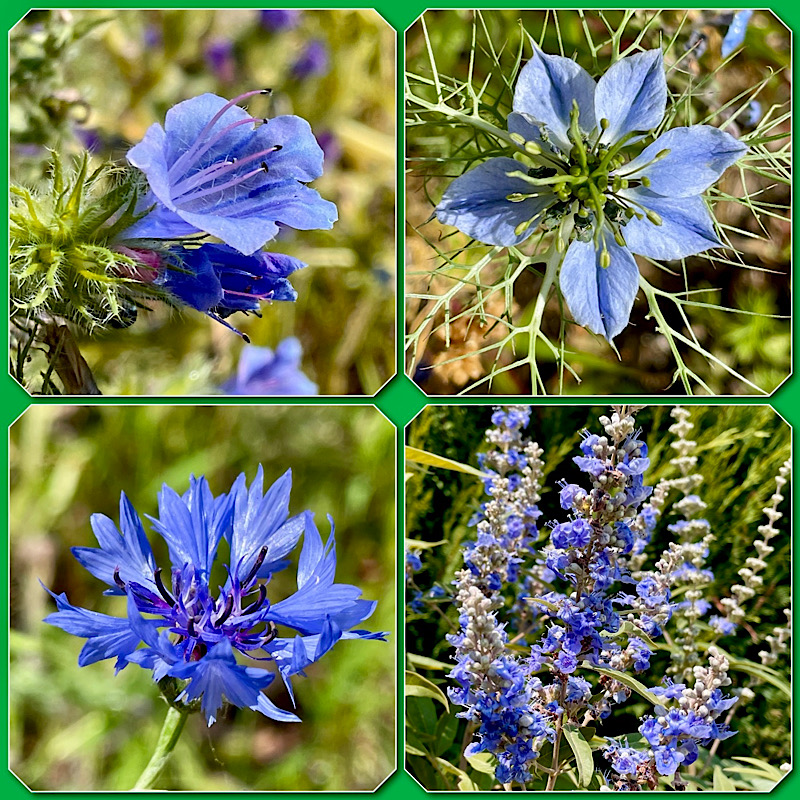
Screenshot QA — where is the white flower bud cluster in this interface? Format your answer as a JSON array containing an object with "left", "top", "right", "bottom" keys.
[
  {"left": 721, "top": 458, "right": 790, "bottom": 623},
  {"left": 676, "top": 647, "right": 735, "bottom": 720},
  {"left": 666, "top": 407, "right": 703, "bottom": 494},
  {"left": 457, "top": 584, "right": 508, "bottom": 689},
  {"left": 600, "top": 408, "right": 638, "bottom": 443},
  {"left": 759, "top": 609, "right": 790, "bottom": 667}
]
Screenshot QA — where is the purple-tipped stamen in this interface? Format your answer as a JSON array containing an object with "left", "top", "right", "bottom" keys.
[
  {"left": 167, "top": 90, "right": 271, "bottom": 179},
  {"left": 215, "top": 593, "right": 235, "bottom": 627},
  {"left": 171, "top": 145, "right": 282, "bottom": 198},
  {"left": 173, "top": 165, "right": 268, "bottom": 204},
  {"left": 242, "top": 546, "right": 269, "bottom": 588},
  {"left": 242, "top": 584, "right": 268, "bottom": 616},
  {"left": 113, "top": 568, "right": 126, "bottom": 592},
  {"left": 154, "top": 567, "right": 177, "bottom": 606}
]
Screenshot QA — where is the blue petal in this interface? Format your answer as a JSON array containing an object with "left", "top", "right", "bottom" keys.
[
  {"left": 721, "top": 10, "right": 753, "bottom": 57},
  {"left": 228, "top": 468, "right": 305, "bottom": 584},
  {"left": 42, "top": 585, "right": 142, "bottom": 670},
  {"left": 169, "top": 639, "right": 274, "bottom": 725},
  {"left": 250, "top": 691, "right": 301, "bottom": 723},
  {"left": 621, "top": 125, "right": 747, "bottom": 197},
  {"left": 560, "top": 235, "right": 640, "bottom": 341},
  {"left": 595, "top": 50, "right": 666, "bottom": 146},
  {"left": 507, "top": 112, "right": 545, "bottom": 148},
  {"left": 619, "top": 188, "right": 722, "bottom": 260},
  {"left": 436, "top": 157, "right": 555, "bottom": 246},
  {"left": 513, "top": 45, "right": 596, "bottom": 153},
  {"left": 148, "top": 475, "right": 226, "bottom": 575},
  {"left": 158, "top": 248, "right": 223, "bottom": 311},
  {"left": 71, "top": 492, "right": 157, "bottom": 593}
]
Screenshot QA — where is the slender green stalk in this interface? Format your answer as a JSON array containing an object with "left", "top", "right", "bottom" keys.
[
  {"left": 132, "top": 706, "right": 189, "bottom": 790},
  {"left": 526, "top": 245, "right": 562, "bottom": 395}
]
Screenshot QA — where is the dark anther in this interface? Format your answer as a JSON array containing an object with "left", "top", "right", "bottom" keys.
[
  {"left": 215, "top": 594, "right": 235, "bottom": 627},
  {"left": 242, "top": 584, "right": 268, "bottom": 616},
  {"left": 261, "top": 88, "right": 273, "bottom": 95},
  {"left": 242, "top": 333, "right": 251, "bottom": 344},
  {"left": 261, "top": 161, "right": 269, "bottom": 173},
  {"left": 113, "top": 568, "right": 126, "bottom": 591},
  {"left": 243, "top": 545, "right": 269, "bottom": 587},
  {"left": 187, "top": 618, "right": 196, "bottom": 637},
  {"left": 154, "top": 568, "right": 176, "bottom": 606},
  {"left": 272, "top": 144, "right": 283, "bottom": 151},
  {"left": 262, "top": 621, "right": 278, "bottom": 645}
]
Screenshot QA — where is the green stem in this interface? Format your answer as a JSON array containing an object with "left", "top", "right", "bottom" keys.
[
  {"left": 132, "top": 706, "right": 189, "bottom": 790},
  {"left": 526, "top": 244, "right": 563, "bottom": 395}
]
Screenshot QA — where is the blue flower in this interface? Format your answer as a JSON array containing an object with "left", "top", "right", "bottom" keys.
[
  {"left": 221, "top": 340, "right": 317, "bottom": 396},
  {"left": 260, "top": 10, "right": 301, "bottom": 32},
  {"left": 43, "top": 467, "right": 384, "bottom": 725},
  {"left": 292, "top": 39, "right": 330, "bottom": 80},
  {"left": 156, "top": 243, "right": 305, "bottom": 335},
  {"left": 436, "top": 47, "right": 747, "bottom": 340},
  {"left": 721, "top": 10, "right": 754, "bottom": 57},
  {"left": 124, "top": 92, "right": 337, "bottom": 256}
]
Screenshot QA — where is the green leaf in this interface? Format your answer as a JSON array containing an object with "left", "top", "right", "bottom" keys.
[
  {"left": 434, "top": 711, "right": 460, "bottom": 755},
  {"left": 404, "top": 538, "right": 447, "bottom": 550},
  {"left": 405, "top": 742, "right": 428, "bottom": 757},
  {"left": 407, "top": 653, "right": 452, "bottom": 671},
  {"left": 405, "top": 446, "right": 487, "bottom": 478},
  {"left": 713, "top": 766, "right": 736, "bottom": 791},
  {"left": 581, "top": 661, "right": 661, "bottom": 706},
  {"left": 465, "top": 751, "right": 497, "bottom": 775},
  {"left": 730, "top": 757, "right": 784, "bottom": 782},
  {"left": 563, "top": 724, "right": 594, "bottom": 788},
  {"left": 405, "top": 670, "right": 449, "bottom": 711}
]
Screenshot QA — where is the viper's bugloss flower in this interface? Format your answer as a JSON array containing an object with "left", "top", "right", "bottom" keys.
[
  {"left": 124, "top": 92, "right": 337, "bottom": 256},
  {"left": 151, "top": 243, "right": 306, "bottom": 335},
  {"left": 436, "top": 47, "right": 747, "bottom": 340},
  {"left": 221, "top": 340, "right": 318, "bottom": 395},
  {"left": 43, "top": 467, "right": 385, "bottom": 725}
]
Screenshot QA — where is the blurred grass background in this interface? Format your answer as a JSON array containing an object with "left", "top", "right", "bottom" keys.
[
  {"left": 10, "top": 405, "right": 395, "bottom": 790},
  {"left": 405, "top": 404, "right": 790, "bottom": 783},
  {"left": 405, "top": 10, "right": 790, "bottom": 395},
  {"left": 10, "top": 9, "right": 395, "bottom": 395}
]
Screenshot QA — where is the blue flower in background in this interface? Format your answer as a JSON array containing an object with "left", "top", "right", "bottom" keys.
[
  {"left": 222, "top": 340, "right": 318, "bottom": 395},
  {"left": 155, "top": 243, "right": 305, "bottom": 336},
  {"left": 436, "top": 47, "right": 747, "bottom": 340},
  {"left": 43, "top": 467, "right": 385, "bottom": 725},
  {"left": 124, "top": 92, "right": 337, "bottom": 256},
  {"left": 721, "top": 10, "right": 753, "bottom": 57},
  {"left": 292, "top": 39, "right": 330, "bottom": 80}
]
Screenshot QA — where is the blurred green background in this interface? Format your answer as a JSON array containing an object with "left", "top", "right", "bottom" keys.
[
  {"left": 406, "top": 10, "right": 790, "bottom": 395},
  {"left": 10, "top": 8, "right": 395, "bottom": 395},
  {"left": 10, "top": 404, "right": 395, "bottom": 790},
  {"left": 406, "top": 405, "right": 790, "bottom": 786}
]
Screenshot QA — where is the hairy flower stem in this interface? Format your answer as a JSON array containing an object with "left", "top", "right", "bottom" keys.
[
  {"left": 132, "top": 706, "right": 189, "bottom": 790},
  {"left": 545, "top": 678, "right": 569, "bottom": 791}
]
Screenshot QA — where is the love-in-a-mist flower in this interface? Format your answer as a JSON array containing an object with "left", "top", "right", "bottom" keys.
[
  {"left": 43, "top": 467, "right": 385, "bottom": 725},
  {"left": 221, "top": 339, "right": 318, "bottom": 395},
  {"left": 436, "top": 47, "right": 747, "bottom": 340},
  {"left": 123, "top": 92, "right": 338, "bottom": 256}
]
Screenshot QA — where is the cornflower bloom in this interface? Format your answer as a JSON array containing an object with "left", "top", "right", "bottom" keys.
[
  {"left": 43, "top": 467, "right": 384, "bottom": 726},
  {"left": 436, "top": 46, "right": 747, "bottom": 340}
]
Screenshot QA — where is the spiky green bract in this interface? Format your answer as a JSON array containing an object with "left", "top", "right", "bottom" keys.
[{"left": 10, "top": 151, "right": 166, "bottom": 333}]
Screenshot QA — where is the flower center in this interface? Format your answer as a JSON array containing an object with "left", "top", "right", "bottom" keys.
[{"left": 506, "top": 101, "right": 669, "bottom": 265}]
